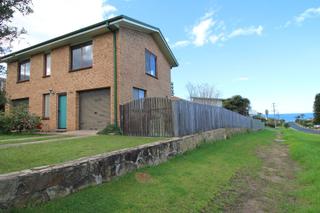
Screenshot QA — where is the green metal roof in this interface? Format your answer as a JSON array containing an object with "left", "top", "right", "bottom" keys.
[{"left": 0, "top": 15, "right": 178, "bottom": 67}]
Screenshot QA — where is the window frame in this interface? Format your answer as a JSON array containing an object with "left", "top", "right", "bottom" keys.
[
  {"left": 70, "top": 41, "right": 93, "bottom": 72},
  {"left": 133, "top": 87, "right": 146, "bottom": 100},
  {"left": 145, "top": 49, "right": 158, "bottom": 78},
  {"left": 43, "top": 53, "right": 51, "bottom": 77},
  {"left": 17, "top": 59, "right": 31, "bottom": 83},
  {"left": 43, "top": 93, "right": 50, "bottom": 119}
]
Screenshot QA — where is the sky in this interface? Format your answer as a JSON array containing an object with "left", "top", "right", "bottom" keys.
[{"left": 5, "top": 0, "right": 320, "bottom": 114}]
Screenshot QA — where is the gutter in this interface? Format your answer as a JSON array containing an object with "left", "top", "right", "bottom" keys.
[
  {"left": 0, "top": 15, "right": 178, "bottom": 67},
  {"left": 0, "top": 22, "right": 108, "bottom": 62}
]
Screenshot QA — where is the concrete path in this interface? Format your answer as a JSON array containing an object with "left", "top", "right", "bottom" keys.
[
  {"left": 0, "top": 131, "right": 98, "bottom": 149},
  {"left": 59, "top": 130, "right": 98, "bottom": 136},
  {"left": 0, "top": 135, "right": 63, "bottom": 142},
  {"left": 289, "top": 122, "right": 320, "bottom": 134},
  {"left": 0, "top": 135, "right": 93, "bottom": 149}
]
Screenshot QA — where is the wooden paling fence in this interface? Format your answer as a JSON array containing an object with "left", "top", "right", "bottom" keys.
[{"left": 120, "top": 97, "right": 265, "bottom": 137}]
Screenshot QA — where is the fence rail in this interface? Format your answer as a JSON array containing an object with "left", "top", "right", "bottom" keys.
[{"left": 120, "top": 97, "right": 264, "bottom": 137}]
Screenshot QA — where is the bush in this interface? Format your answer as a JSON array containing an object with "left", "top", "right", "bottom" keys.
[
  {"left": 0, "top": 112, "right": 12, "bottom": 133},
  {"left": 98, "top": 124, "right": 122, "bottom": 135},
  {"left": 265, "top": 123, "right": 276, "bottom": 128},
  {"left": 0, "top": 106, "right": 41, "bottom": 133},
  {"left": 284, "top": 123, "right": 290, "bottom": 128}
]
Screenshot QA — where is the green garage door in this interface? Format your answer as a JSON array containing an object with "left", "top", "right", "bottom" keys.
[{"left": 79, "top": 89, "right": 110, "bottom": 130}]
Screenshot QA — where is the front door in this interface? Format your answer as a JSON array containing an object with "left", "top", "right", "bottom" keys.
[{"left": 58, "top": 95, "right": 67, "bottom": 129}]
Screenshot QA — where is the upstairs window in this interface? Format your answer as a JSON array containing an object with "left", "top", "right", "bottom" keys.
[
  {"left": 18, "top": 60, "right": 30, "bottom": 82},
  {"left": 71, "top": 42, "right": 93, "bottom": 71},
  {"left": 133, "top": 88, "right": 146, "bottom": 100},
  {"left": 44, "top": 53, "right": 51, "bottom": 76},
  {"left": 145, "top": 49, "right": 157, "bottom": 77}
]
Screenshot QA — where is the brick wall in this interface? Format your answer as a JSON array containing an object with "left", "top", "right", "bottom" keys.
[
  {"left": 118, "top": 27, "right": 171, "bottom": 105},
  {"left": 6, "top": 26, "right": 173, "bottom": 131},
  {"left": 6, "top": 33, "right": 115, "bottom": 131}
]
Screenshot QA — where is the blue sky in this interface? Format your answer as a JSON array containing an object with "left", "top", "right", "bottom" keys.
[{"left": 8, "top": 0, "right": 320, "bottom": 114}]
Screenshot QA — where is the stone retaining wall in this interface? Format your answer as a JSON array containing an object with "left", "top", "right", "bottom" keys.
[{"left": 0, "top": 128, "right": 248, "bottom": 209}]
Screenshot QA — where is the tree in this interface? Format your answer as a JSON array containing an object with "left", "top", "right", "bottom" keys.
[
  {"left": 265, "top": 109, "right": 269, "bottom": 120},
  {"left": 0, "top": 0, "right": 33, "bottom": 75},
  {"left": 186, "top": 82, "right": 220, "bottom": 100},
  {"left": 314, "top": 93, "right": 320, "bottom": 124},
  {"left": 223, "top": 95, "right": 251, "bottom": 116}
]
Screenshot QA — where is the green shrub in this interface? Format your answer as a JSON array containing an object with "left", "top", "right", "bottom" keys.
[
  {"left": 0, "top": 112, "right": 12, "bottom": 133},
  {"left": 0, "top": 90, "right": 7, "bottom": 112},
  {"left": 265, "top": 123, "right": 275, "bottom": 128},
  {"left": 283, "top": 123, "right": 290, "bottom": 128},
  {"left": 98, "top": 124, "right": 122, "bottom": 135},
  {"left": 0, "top": 106, "right": 41, "bottom": 133}
]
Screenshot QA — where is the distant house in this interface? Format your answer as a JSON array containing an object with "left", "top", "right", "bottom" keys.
[
  {"left": 0, "top": 15, "right": 178, "bottom": 131},
  {"left": 191, "top": 97, "right": 223, "bottom": 107},
  {"left": 0, "top": 77, "right": 5, "bottom": 91}
]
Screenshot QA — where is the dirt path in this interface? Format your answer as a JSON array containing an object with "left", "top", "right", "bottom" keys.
[{"left": 203, "top": 132, "right": 299, "bottom": 212}]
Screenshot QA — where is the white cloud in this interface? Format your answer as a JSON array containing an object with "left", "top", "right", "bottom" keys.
[
  {"left": 233, "top": 77, "right": 249, "bottom": 82},
  {"left": 295, "top": 7, "right": 320, "bottom": 24},
  {"left": 209, "top": 33, "right": 224, "bottom": 44},
  {"left": 283, "top": 7, "right": 320, "bottom": 28},
  {"left": 228, "top": 26, "right": 263, "bottom": 38},
  {"left": 202, "top": 11, "right": 215, "bottom": 20},
  {"left": 191, "top": 13, "right": 216, "bottom": 46},
  {"left": 10, "top": 0, "right": 117, "bottom": 51},
  {"left": 171, "top": 11, "right": 263, "bottom": 48},
  {"left": 102, "top": 4, "right": 117, "bottom": 14},
  {"left": 172, "top": 40, "right": 191, "bottom": 48}
]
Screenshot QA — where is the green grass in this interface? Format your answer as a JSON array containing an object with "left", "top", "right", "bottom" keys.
[
  {"left": 0, "top": 135, "right": 163, "bottom": 174},
  {"left": 16, "top": 130, "right": 275, "bottom": 213},
  {"left": 282, "top": 129, "right": 320, "bottom": 212},
  {"left": 0, "top": 135, "right": 72, "bottom": 145}
]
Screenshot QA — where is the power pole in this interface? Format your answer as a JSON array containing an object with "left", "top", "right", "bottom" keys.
[{"left": 273, "top": 103, "right": 277, "bottom": 128}]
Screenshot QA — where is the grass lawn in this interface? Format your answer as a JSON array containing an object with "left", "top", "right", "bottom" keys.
[
  {"left": 0, "top": 135, "right": 163, "bottom": 174},
  {"left": 282, "top": 128, "right": 320, "bottom": 212},
  {"left": 16, "top": 130, "right": 275, "bottom": 213}
]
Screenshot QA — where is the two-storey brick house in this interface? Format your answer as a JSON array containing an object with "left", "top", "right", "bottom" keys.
[{"left": 0, "top": 15, "right": 178, "bottom": 131}]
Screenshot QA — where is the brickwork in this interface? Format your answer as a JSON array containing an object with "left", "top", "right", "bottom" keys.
[
  {"left": 6, "top": 26, "right": 173, "bottom": 131},
  {"left": 118, "top": 27, "right": 171, "bottom": 105}
]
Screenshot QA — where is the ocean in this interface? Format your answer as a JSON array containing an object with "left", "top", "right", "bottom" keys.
[{"left": 266, "top": 113, "right": 314, "bottom": 122}]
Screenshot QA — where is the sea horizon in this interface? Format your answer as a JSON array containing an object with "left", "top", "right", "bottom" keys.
[{"left": 265, "top": 112, "right": 313, "bottom": 122}]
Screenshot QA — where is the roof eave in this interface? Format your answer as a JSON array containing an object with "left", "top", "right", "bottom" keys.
[
  {"left": 0, "top": 21, "right": 109, "bottom": 63},
  {"left": 0, "top": 15, "right": 179, "bottom": 67}
]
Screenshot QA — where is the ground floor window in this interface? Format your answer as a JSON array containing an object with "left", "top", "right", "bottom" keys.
[
  {"left": 11, "top": 98, "right": 29, "bottom": 111},
  {"left": 43, "top": 94, "right": 50, "bottom": 119},
  {"left": 133, "top": 87, "right": 146, "bottom": 100}
]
